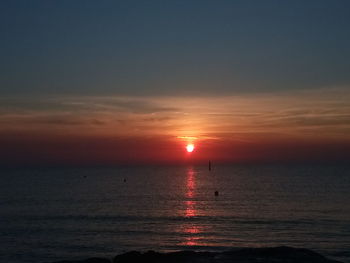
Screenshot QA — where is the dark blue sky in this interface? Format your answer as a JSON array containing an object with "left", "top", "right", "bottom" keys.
[{"left": 1, "top": 0, "right": 350, "bottom": 95}]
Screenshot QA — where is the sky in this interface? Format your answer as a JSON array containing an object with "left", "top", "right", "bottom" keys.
[{"left": 1, "top": 0, "right": 350, "bottom": 165}]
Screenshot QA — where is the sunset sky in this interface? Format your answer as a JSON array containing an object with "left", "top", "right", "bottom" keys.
[{"left": 1, "top": 1, "right": 350, "bottom": 165}]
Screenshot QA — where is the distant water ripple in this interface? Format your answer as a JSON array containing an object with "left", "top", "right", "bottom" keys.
[{"left": 0, "top": 164, "right": 349, "bottom": 263}]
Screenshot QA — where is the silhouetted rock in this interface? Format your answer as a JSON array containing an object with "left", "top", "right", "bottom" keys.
[
  {"left": 54, "top": 257, "right": 111, "bottom": 263},
  {"left": 52, "top": 247, "right": 342, "bottom": 263},
  {"left": 218, "top": 246, "right": 340, "bottom": 263},
  {"left": 112, "top": 247, "right": 342, "bottom": 263}
]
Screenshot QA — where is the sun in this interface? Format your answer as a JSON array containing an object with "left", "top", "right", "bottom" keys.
[{"left": 186, "top": 144, "right": 195, "bottom": 153}]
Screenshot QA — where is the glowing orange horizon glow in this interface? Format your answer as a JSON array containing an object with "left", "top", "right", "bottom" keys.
[{"left": 186, "top": 144, "right": 195, "bottom": 153}]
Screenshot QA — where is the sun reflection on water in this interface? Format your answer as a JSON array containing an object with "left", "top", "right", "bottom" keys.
[
  {"left": 180, "top": 167, "right": 207, "bottom": 247},
  {"left": 186, "top": 167, "right": 195, "bottom": 199},
  {"left": 184, "top": 225, "right": 201, "bottom": 234},
  {"left": 185, "top": 200, "right": 196, "bottom": 217}
]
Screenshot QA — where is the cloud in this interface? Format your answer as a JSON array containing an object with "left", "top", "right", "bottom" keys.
[
  {"left": 1, "top": 87, "right": 350, "bottom": 165},
  {"left": 0, "top": 87, "right": 349, "bottom": 142}
]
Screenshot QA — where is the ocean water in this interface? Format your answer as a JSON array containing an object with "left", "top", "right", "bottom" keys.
[{"left": 0, "top": 164, "right": 349, "bottom": 263}]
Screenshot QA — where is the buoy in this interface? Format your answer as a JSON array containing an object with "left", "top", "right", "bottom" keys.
[{"left": 214, "top": 190, "right": 219, "bottom": 196}]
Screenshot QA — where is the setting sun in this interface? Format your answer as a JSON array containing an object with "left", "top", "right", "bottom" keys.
[{"left": 186, "top": 144, "right": 195, "bottom": 153}]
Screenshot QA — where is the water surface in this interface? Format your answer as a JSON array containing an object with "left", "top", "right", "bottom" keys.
[{"left": 0, "top": 164, "right": 349, "bottom": 262}]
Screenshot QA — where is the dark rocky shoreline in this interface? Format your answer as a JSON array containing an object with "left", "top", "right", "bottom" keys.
[{"left": 53, "top": 246, "right": 343, "bottom": 263}]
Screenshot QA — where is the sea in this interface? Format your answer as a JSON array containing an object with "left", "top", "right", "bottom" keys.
[{"left": 0, "top": 164, "right": 349, "bottom": 263}]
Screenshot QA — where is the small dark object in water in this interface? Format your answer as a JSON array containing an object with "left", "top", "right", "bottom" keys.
[
  {"left": 83, "top": 175, "right": 87, "bottom": 178},
  {"left": 215, "top": 190, "right": 219, "bottom": 196},
  {"left": 209, "top": 161, "right": 211, "bottom": 171},
  {"left": 123, "top": 178, "right": 126, "bottom": 182}
]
